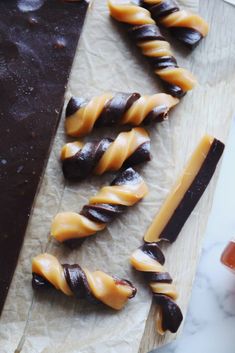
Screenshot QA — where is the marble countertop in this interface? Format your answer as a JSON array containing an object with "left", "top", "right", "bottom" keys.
[{"left": 153, "top": 117, "right": 235, "bottom": 353}]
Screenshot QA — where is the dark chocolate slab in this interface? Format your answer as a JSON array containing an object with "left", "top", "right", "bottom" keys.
[{"left": 0, "top": 0, "right": 88, "bottom": 314}]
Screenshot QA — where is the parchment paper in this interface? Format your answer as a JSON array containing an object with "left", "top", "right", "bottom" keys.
[{"left": 1, "top": 0, "right": 233, "bottom": 352}]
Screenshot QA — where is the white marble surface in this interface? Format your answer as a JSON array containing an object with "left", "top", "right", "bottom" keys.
[{"left": 153, "top": 117, "right": 235, "bottom": 353}]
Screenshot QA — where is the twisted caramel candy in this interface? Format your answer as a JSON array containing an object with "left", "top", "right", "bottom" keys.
[
  {"left": 61, "top": 128, "right": 151, "bottom": 180},
  {"left": 130, "top": 243, "right": 183, "bottom": 334},
  {"left": 51, "top": 168, "right": 148, "bottom": 247},
  {"left": 65, "top": 92, "right": 178, "bottom": 137},
  {"left": 32, "top": 253, "right": 136, "bottom": 310},
  {"left": 143, "top": 0, "right": 209, "bottom": 48},
  {"left": 108, "top": 0, "right": 196, "bottom": 97}
]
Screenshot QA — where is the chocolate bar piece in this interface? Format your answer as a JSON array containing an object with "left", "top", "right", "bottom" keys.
[
  {"left": 0, "top": 0, "right": 88, "bottom": 315},
  {"left": 144, "top": 135, "right": 225, "bottom": 243}
]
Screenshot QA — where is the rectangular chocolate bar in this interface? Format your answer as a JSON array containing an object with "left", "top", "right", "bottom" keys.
[
  {"left": 0, "top": 0, "right": 88, "bottom": 314},
  {"left": 144, "top": 135, "right": 225, "bottom": 243}
]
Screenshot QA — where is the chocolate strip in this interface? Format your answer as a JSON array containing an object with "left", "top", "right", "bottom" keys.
[
  {"left": 0, "top": 0, "right": 88, "bottom": 315},
  {"left": 144, "top": 137, "right": 224, "bottom": 244},
  {"left": 159, "top": 139, "right": 224, "bottom": 243},
  {"left": 169, "top": 27, "right": 203, "bottom": 49},
  {"left": 154, "top": 294, "right": 183, "bottom": 333},
  {"left": 63, "top": 264, "right": 99, "bottom": 304},
  {"left": 97, "top": 92, "right": 141, "bottom": 126}
]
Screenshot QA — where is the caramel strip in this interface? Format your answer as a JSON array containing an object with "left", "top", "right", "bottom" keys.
[
  {"left": 144, "top": 135, "right": 225, "bottom": 243},
  {"left": 32, "top": 253, "right": 136, "bottom": 310}
]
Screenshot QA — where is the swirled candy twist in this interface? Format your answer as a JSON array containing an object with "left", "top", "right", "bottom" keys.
[
  {"left": 51, "top": 168, "right": 148, "bottom": 247},
  {"left": 32, "top": 253, "right": 136, "bottom": 310},
  {"left": 108, "top": 0, "right": 197, "bottom": 97},
  {"left": 65, "top": 92, "right": 178, "bottom": 137},
  {"left": 130, "top": 243, "right": 183, "bottom": 334},
  {"left": 142, "top": 0, "right": 209, "bottom": 48},
  {"left": 61, "top": 128, "right": 151, "bottom": 180}
]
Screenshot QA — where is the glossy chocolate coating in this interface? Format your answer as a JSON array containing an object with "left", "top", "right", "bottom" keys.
[
  {"left": 154, "top": 294, "right": 183, "bottom": 333},
  {"left": 141, "top": 242, "right": 165, "bottom": 265},
  {"left": 169, "top": 27, "right": 203, "bottom": 49},
  {"left": 63, "top": 264, "right": 98, "bottom": 304},
  {"left": 62, "top": 138, "right": 112, "bottom": 180},
  {"left": 145, "top": 271, "right": 172, "bottom": 283},
  {"left": 0, "top": 0, "right": 88, "bottom": 315},
  {"left": 62, "top": 139, "right": 150, "bottom": 181},
  {"left": 147, "top": 56, "right": 177, "bottom": 71},
  {"left": 129, "top": 24, "right": 165, "bottom": 42},
  {"left": 97, "top": 92, "right": 141, "bottom": 126},
  {"left": 124, "top": 141, "right": 151, "bottom": 167},
  {"left": 32, "top": 273, "right": 54, "bottom": 290},
  {"left": 111, "top": 167, "right": 142, "bottom": 186},
  {"left": 82, "top": 168, "right": 139, "bottom": 224},
  {"left": 81, "top": 204, "right": 127, "bottom": 224},
  {"left": 65, "top": 97, "right": 87, "bottom": 118},
  {"left": 159, "top": 139, "right": 225, "bottom": 243},
  {"left": 143, "top": 105, "right": 169, "bottom": 124},
  {"left": 146, "top": 0, "right": 179, "bottom": 21}
]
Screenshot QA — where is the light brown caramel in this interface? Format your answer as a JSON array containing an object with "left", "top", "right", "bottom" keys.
[
  {"left": 65, "top": 93, "right": 113, "bottom": 137},
  {"left": 160, "top": 10, "right": 209, "bottom": 37},
  {"left": 94, "top": 128, "right": 149, "bottom": 174},
  {"left": 51, "top": 212, "right": 106, "bottom": 242},
  {"left": 61, "top": 141, "right": 83, "bottom": 160},
  {"left": 121, "top": 94, "right": 178, "bottom": 125},
  {"left": 84, "top": 269, "right": 133, "bottom": 310},
  {"left": 108, "top": 0, "right": 155, "bottom": 25},
  {"left": 144, "top": 135, "right": 214, "bottom": 243},
  {"left": 32, "top": 254, "right": 72, "bottom": 296},
  {"left": 156, "top": 67, "right": 197, "bottom": 91}
]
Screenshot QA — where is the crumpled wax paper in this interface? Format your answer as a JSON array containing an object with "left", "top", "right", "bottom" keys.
[{"left": 0, "top": 0, "right": 231, "bottom": 352}]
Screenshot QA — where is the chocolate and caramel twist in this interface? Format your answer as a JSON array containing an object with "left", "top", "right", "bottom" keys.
[
  {"left": 32, "top": 253, "right": 137, "bottom": 310},
  {"left": 108, "top": 0, "right": 197, "bottom": 98},
  {"left": 130, "top": 243, "right": 183, "bottom": 334},
  {"left": 51, "top": 168, "right": 148, "bottom": 247},
  {"left": 65, "top": 92, "right": 178, "bottom": 137},
  {"left": 61, "top": 128, "right": 151, "bottom": 180},
  {"left": 142, "top": 0, "right": 209, "bottom": 48}
]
